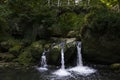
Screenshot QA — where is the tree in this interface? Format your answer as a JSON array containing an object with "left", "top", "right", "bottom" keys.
[{"left": 100, "top": 0, "right": 120, "bottom": 12}]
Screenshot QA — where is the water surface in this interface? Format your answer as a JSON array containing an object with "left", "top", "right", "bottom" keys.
[{"left": 0, "top": 65, "right": 119, "bottom": 80}]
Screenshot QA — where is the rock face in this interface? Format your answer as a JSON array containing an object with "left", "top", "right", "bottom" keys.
[
  {"left": 47, "top": 38, "right": 76, "bottom": 65},
  {"left": 81, "top": 10, "right": 120, "bottom": 64},
  {"left": 82, "top": 37, "right": 120, "bottom": 64},
  {"left": 110, "top": 63, "right": 120, "bottom": 73}
]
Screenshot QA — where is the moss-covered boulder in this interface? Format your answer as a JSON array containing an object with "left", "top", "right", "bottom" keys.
[
  {"left": 0, "top": 39, "right": 22, "bottom": 52},
  {"left": 47, "top": 47, "right": 61, "bottom": 65},
  {"left": 110, "top": 63, "right": 120, "bottom": 70},
  {"left": 0, "top": 53, "right": 15, "bottom": 62},
  {"left": 81, "top": 8, "right": 120, "bottom": 64},
  {"left": 9, "top": 45, "right": 22, "bottom": 57},
  {"left": 47, "top": 40, "right": 76, "bottom": 66},
  {"left": 18, "top": 41, "right": 44, "bottom": 66},
  {"left": 64, "top": 44, "right": 76, "bottom": 66},
  {"left": 110, "top": 63, "right": 120, "bottom": 73},
  {"left": 13, "top": 38, "right": 76, "bottom": 66},
  {"left": 18, "top": 48, "right": 34, "bottom": 66},
  {"left": 67, "top": 31, "right": 77, "bottom": 38}
]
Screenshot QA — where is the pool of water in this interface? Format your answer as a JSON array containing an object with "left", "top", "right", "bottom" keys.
[{"left": 0, "top": 65, "right": 119, "bottom": 80}]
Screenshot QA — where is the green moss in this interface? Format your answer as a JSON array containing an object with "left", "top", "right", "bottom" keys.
[
  {"left": 47, "top": 47, "right": 60, "bottom": 65},
  {"left": 18, "top": 41, "right": 44, "bottom": 66},
  {"left": 67, "top": 31, "right": 77, "bottom": 38},
  {"left": 9, "top": 45, "right": 22, "bottom": 57},
  {"left": 64, "top": 45, "right": 76, "bottom": 65},
  {"left": 0, "top": 53, "right": 15, "bottom": 62},
  {"left": 18, "top": 48, "right": 34, "bottom": 66},
  {"left": 47, "top": 43, "right": 76, "bottom": 65},
  {"left": 81, "top": 8, "right": 120, "bottom": 64},
  {"left": 110, "top": 63, "right": 120, "bottom": 73},
  {"left": 0, "top": 39, "right": 22, "bottom": 52}
]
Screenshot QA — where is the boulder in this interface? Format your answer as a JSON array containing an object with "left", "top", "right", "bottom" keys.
[
  {"left": 81, "top": 10, "right": 120, "bottom": 64},
  {"left": 110, "top": 63, "right": 120, "bottom": 73}
]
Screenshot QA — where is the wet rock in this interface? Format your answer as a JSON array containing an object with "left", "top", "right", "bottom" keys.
[
  {"left": 110, "top": 63, "right": 120, "bottom": 70},
  {"left": 18, "top": 41, "right": 44, "bottom": 66},
  {"left": 0, "top": 53, "right": 15, "bottom": 62},
  {"left": 47, "top": 41, "right": 76, "bottom": 66},
  {"left": 47, "top": 47, "right": 60, "bottom": 65},
  {"left": 67, "top": 31, "right": 77, "bottom": 38}
]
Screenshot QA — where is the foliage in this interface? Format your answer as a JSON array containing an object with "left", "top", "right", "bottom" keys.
[
  {"left": 18, "top": 48, "right": 34, "bottom": 66},
  {"left": 0, "top": 39, "right": 21, "bottom": 52},
  {"left": 100, "top": 0, "right": 118, "bottom": 7},
  {"left": 9, "top": 45, "right": 22, "bottom": 57},
  {"left": 18, "top": 41, "right": 44, "bottom": 66},
  {"left": 100, "top": 0, "right": 120, "bottom": 12},
  {"left": 0, "top": 0, "right": 120, "bottom": 66},
  {"left": 0, "top": 4, "right": 11, "bottom": 41},
  {"left": 81, "top": 8, "right": 120, "bottom": 64},
  {"left": 0, "top": 53, "right": 15, "bottom": 62},
  {"left": 83, "top": 8, "right": 120, "bottom": 38},
  {"left": 58, "top": 12, "right": 78, "bottom": 36}
]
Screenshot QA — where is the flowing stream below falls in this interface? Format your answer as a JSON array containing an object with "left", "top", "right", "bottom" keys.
[{"left": 0, "top": 64, "right": 119, "bottom": 80}]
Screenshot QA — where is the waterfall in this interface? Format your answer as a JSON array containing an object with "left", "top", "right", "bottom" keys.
[
  {"left": 53, "top": 42, "right": 71, "bottom": 76},
  {"left": 60, "top": 42, "right": 65, "bottom": 69},
  {"left": 37, "top": 50, "right": 48, "bottom": 71},
  {"left": 69, "top": 41, "right": 96, "bottom": 75},
  {"left": 77, "top": 42, "right": 83, "bottom": 66},
  {"left": 37, "top": 41, "right": 96, "bottom": 75},
  {"left": 41, "top": 51, "right": 47, "bottom": 68}
]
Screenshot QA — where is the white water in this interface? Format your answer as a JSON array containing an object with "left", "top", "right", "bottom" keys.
[
  {"left": 53, "top": 42, "right": 71, "bottom": 77},
  {"left": 77, "top": 42, "right": 83, "bottom": 66},
  {"left": 61, "top": 48, "right": 65, "bottom": 69},
  {"left": 69, "top": 41, "right": 96, "bottom": 76},
  {"left": 37, "top": 51, "right": 48, "bottom": 71}
]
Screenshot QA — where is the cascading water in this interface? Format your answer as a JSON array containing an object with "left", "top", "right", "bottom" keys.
[
  {"left": 69, "top": 41, "right": 96, "bottom": 76},
  {"left": 61, "top": 42, "right": 65, "bottom": 69},
  {"left": 53, "top": 42, "right": 71, "bottom": 76},
  {"left": 77, "top": 42, "right": 83, "bottom": 66},
  {"left": 41, "top": 51, "right": 47, "bottom": 68},
  {"left": 37, "top": 50, "right": 48, "bottom": 71}
]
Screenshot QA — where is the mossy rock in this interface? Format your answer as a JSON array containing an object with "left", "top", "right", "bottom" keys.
[
  {"left": 44, "top": 43, "right": 51, "bottom": 50},
  {"left": 82, "top": 36, "right": 120, "bottom": 64},
  {"left": 110, "top": 63, "right": 120, "bottom": 73},
  {"left": 67, "top": 31, "right": 77, "bottom": 38},
  {"left": 18, "top": 48, "right": 35, "bottom": 66},
  {"left": 18, "top": 41, "right": 44, "bottom": 66},
  {"left": 0, "top": 62, "right": 20, "bottom": 68},
  {"left": 0, "top": 53, "right": 15, "bottom": 62},
  {"left": 9, "top": 45, "right": 22, "bottom": 57},
  {"left": 64, "top": 45, "right": 76, "bottom": 65},
  {"left": 31, "top": 41, "right": 43, "bottom": 51},
  {"left": 0, "top": 39, "right": 21, "bottom": 52},
  {"left": 30, "top": 41, "right": 44, "bottom": 61},
  {"left": 81, "top": 9, "right": 120, "bottom": 64},
  {"left": 47, "top": 42, "right": 76, "bottom": 66},
  {"left": 110, "top": 63, "right": 120, "bottom": 70},
  {"left": 47, "top": 48, "right": 60, "bottom": 65}
]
